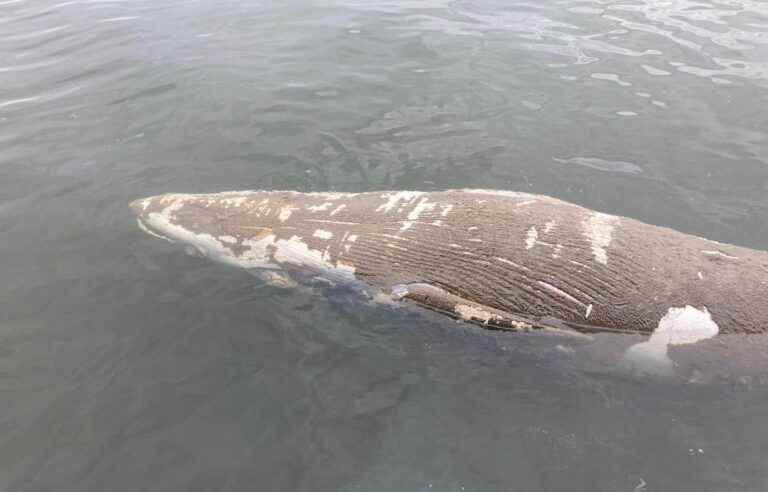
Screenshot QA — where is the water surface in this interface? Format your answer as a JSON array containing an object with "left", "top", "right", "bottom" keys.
[{"left": 2, "top": 0, "right": 768, "bottom": 490}]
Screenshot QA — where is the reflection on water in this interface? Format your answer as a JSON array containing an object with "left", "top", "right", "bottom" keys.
[{"left": 1, "top": 0, "right": 768, "bottom": 490}]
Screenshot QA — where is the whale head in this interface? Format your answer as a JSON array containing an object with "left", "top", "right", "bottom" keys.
[
  {"left": 129, "top": 191, "right": 359, "bottom": 281},
  {"left": 130, "top": 192, "right": 270, "bottom": 266}
]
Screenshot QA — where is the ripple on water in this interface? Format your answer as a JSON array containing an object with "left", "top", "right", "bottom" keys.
[{"left": 553, "top": 156, "right": 644, "bottom": 174}]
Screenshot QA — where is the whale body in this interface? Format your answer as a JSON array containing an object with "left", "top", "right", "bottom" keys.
[
  {"left": 130, "top": 190, "right": 768, "bottom": 384},
  {"left": 129, "top": 189, "right": 768, "bottom": 379}
]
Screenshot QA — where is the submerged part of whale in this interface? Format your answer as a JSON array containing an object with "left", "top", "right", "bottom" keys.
[{"left": 129, "top": 189, "right": 768, "bottom": 379}]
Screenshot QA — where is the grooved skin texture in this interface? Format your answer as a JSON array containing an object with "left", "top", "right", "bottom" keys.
[{"left": 132, "top": 190, "right": 768, "bottom": 335}]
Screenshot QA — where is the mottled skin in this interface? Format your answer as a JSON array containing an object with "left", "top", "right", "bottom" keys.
[{"left": 130, "top": 189, "right": 768, "bottom": 336}]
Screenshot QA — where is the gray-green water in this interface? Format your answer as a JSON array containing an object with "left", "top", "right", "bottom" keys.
[{"left": 2, "top": 0, "right": 768, "bottom": 490}]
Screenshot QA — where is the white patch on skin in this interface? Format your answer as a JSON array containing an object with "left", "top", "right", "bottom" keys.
[
  {"left": 143, "top": 206, "right": 264, "bottom": 267},
  {"left": 239, "top": 234, "right": 280, "bottom": 269},
  {"left": 329, "top": 204, "right": 346, "bottom": 216},
  {"left": 221, "top": 196, "right": 248, "bottom": 207},
  {"left": 336, "top": 261, "right": 356, "bottom": 275},
  {"left": 461, "top": 189, "right": 538, "bottom": 200},
  {"left": 347, "top": 234, "right": 358, "bottom": 242},
  {"left": 272, "top": 235, "right": 355, "bottom": 280},
  {"left": 376, "top": 191, "right": 424, "bottom": 213},
  {"left": 467, "top": 226, "right": 478, "bottom": 231},
  {"left": 137, "top": 218, "right": 173, "bottom": 242},
  {"left": 552, "top": 244, "right": 563, "bottom": 259},
  {"left": 440, "top": 204, "right": 453, "bottom": 217},
  {"left": 140, "top": 199, "right": 356, "bottom": 279},
  {"left": 387, "top": 243, "right": 408, "bottom": 251},
  {"left": 698, "top": 271, "right": 704, "bottom": 280},
  {"left": 390, "top": 284, "right": 410, "bottom": 300},
  {"left": 432, "top": 220, "right": 443, "bottom": 226},
  {"left": 525, "top": 226, "right": 538, "bottom": 250},
  {"left": 400, "top": 221, "right": 414, "bottom": 231},
  {"left": 257, "top": 271, "right": 298, "bottom": 289},
  {"left": 206, "top": 190, "right": 350, "bottom": 200},
  {"left": 537, "top": 281, "right": 585, "bottom": 307},
  {"left": 304, "top": 219, "right": 358, "bottom": 225},
  {"left": 544, "top": 220, "right": 556, "bottom": 233},
  {"left": 449, "top": 243, "right": 462, "bottom": 249},
  {"left": 701, "top": 250, "right": 738, "bottom": 260},
  {"left": 313, "top": 229, "right": 333, "bottom": 240},
  {"left": 468, "top": 238, "right": 482, "bottom": 242},
  {"left": 278, "top": 206, "right": 297, "bottom": 222},
  {"left": 455, "top": 304, "right": 498, "bottom": 324},
  {"left": 308, "top": 202, "right": 333, "bottom": 212},
  {"left": 219, "top": 235, "right": 237, "bottom": 244},
  {"left": 583, "top": 212, "right": 617, "bottom": 265},
  {"left": 656, "top": 306, "right": 719, "bottom": 345},
  {"left": 621, "top": 306, "right": 720, "bottom": 377},
  {"left": 407, "top": 197, "right": 436, "bottom": 220},
  {"left": 304, "top": 192, "right": 345, "bottom": 200},
  {"left": 495, "top": 257, "right": 530, "bottom": 271},
  {"left": 585, "top": 304, "right": 593, "bottom": 318}
]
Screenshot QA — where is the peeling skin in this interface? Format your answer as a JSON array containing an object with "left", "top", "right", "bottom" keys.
[
  {"left": 622, "top": 306, "right": 720, "bottom": 376},
  {"left": 407, "top": 197, "right": 436, "bottom": 220},
  {"left": 583, "top": 212, "right": 617, "bottom": 265},
  {"left": 495, "top": 257, "right": 530, "bottom": 271},
  {"left": 273, "top": 235, "right": 356, "bottom": 280},
  {"left": 701, "top": 250, "right": 738, "bottom": 260},
  {"left": 461, "top": 189, "right": 538, "bottom": 200},
  {"left": 455, "top": 304, "right": 498, "bottom": 324},
  {"left": 308, "top": 202, "right": 333, "bottom": 212},
  {"left": 376, "top": 191, "right": 424, "bottom": 213},
  {"left": 131, "top": 189, "right": 768, "bottom": 337},
  {"left": 525, "top": 226, "right": 538, "bottom": 250},
  {"left": 135, "top": 196, "right": 355, "bottom": 278},
  {"left": 254, "top": 270, "right": 299, "bottom": 289},
  {"left": 278, "top": 206, "right": 296, "bottom": 222}
]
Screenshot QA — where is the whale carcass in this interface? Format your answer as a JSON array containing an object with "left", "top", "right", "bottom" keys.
[{"left": 129, "top": 189, "right": 768, "bottom": 348}]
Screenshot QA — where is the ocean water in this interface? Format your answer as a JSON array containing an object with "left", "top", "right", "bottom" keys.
[{"left": 2, "top": 0, "right": 768, "bottom": 490}]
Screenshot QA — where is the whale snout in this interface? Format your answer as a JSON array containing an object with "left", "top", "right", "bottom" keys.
[
  {"left": 128, "top": 193, "right": 209, "bottom": 244},
  {"left": 129, "top": 197, "right": 151, "bottom": 217}
]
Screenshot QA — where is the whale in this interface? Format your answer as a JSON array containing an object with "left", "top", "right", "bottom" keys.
[{"left": 130, "top": 189, "right": 768, "bottom": 380}]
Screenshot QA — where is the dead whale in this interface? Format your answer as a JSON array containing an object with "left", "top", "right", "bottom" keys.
[{"left": 129, "top": 189, "right": 768, "bottom": 379}]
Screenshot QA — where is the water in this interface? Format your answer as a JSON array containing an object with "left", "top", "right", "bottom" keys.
[{"left": 2, "top": 0, "right": 768, "bottom": 490}]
